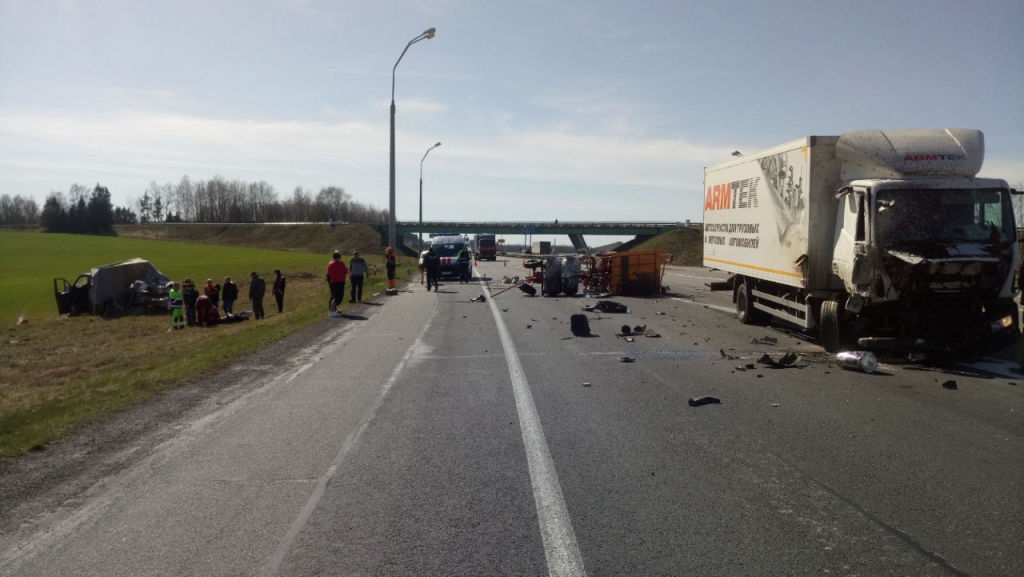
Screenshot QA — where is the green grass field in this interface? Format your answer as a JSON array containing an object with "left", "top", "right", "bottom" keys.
[
  {"left": 1, "top": 231, "right": 332, "bottom": 323},
  {"left": 0, "top": 229, "right": 399, "bottom": 460}
]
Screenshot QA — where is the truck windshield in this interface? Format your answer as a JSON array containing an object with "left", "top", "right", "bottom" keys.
[{"left": 874, "top": 188, "right": 1014, "bottom": 248}]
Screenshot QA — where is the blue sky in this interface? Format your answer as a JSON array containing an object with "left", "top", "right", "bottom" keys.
[{"left": 1, "top": 0, "right": 1022, "bottom": 226}]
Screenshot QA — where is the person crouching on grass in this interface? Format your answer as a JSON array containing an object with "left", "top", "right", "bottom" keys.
[{"left": 326, "top": 250, "right": 348, "bottom": 318}]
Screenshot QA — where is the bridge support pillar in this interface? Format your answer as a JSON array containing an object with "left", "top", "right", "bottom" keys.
[{"left": 568, "top": 233, "right": 588, "bottom": 254}]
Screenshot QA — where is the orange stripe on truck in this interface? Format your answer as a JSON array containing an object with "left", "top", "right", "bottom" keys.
[{"left": 704, "top": 257, "right": 803, "bottom": 279}]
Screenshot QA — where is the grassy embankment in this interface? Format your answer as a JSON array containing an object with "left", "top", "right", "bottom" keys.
[
  {"left": 630, "top": 226, "right": 703, "bottom": 266},
  {"left": 0, "top": 224, "right": 402, "bottom": 460}
]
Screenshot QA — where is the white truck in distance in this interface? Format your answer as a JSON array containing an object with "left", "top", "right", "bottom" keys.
[{"left": 703, "top": 128, "right": 1019, "bottom": 353}]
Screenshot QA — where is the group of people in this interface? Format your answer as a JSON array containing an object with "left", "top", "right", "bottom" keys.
[
  {"left": 418, "top": 245, "right": 473, "bottom": 291},
  {"left": 168, "top": 270, "right": 287, "bottom": 329},
  {"left": 171, "top": 246, "right": 402, "bottom": 327},
  {"left": 325, "top": 247, "right": 397, "bottom": 317}
]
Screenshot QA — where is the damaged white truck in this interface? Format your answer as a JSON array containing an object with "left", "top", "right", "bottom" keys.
[{"left": 703, "top": 128, "right": 1019, "bottom": 353}]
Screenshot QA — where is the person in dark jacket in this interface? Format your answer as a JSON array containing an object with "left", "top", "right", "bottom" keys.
[
  {"left": 221, "top": 276, "right": 238, "bottom": 315},
  {"left": 272, "top": 269, "right": 286, "bottom": 313},
  {"left": 457, "top": 246, "right": 471, "bottom": 283},
  {"left": 182, "top": 278, "right": 200, "bottom": 327},
  {"left": 203, "top": 278, "right": 221, "bottom": 308},
  {"left": 349, "top": 251, "right": 366, "bottom": 303},
  {"left": 424, "top": 247, "right": 441, "bottom": 291},
  {"left": 249, "top": 271, "right": 266, "bottom": 320}
]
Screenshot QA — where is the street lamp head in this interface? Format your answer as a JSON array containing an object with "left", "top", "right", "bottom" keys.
[
  {"left": 423, "top": 27, "right": 436, "bottom": 39},
  {"left": 434, "top": 141, "right": 442, "bottom": 148}
]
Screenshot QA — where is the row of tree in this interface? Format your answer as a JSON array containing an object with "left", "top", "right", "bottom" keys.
[
  {"left": 0, "top": 176, "right": 389, "bottom": 232},
  {"left": 0, "top": 194, "right": 40, "bottom": 225},
  {"left": 135, "top": 176, "right": 387, "bottom": 224},
  {"left": 38, "top": 184, "right": 133, "bottom": 234}
]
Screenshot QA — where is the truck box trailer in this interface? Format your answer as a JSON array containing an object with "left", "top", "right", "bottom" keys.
[
  {"left": 703, "top": 128, "right": 1019, "bottom": 353},
  {"left": 531, "top": 241, "right": 552, "bottom": 255}
]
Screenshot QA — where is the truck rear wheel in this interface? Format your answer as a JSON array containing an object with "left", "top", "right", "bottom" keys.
[
  {"left": 819, "top": 298, "right": 843, "bottom": 352},
  {"left": 736, "top": 279, "right": 769, "bottom": 325}
]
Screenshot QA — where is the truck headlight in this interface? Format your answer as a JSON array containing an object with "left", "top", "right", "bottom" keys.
[{"left": 990, "top": 315, "right": 1014, "bottom": 332}]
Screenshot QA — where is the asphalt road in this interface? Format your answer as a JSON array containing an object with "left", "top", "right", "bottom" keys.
[{"left": 1, "top": 260, "right": 1021, "bottom": 576}]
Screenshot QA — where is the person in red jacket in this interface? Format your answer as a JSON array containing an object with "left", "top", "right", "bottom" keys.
[
  {"left": 385, "top": 246, "right": 397, "bottom": 291},
  {"left": 326, "top": 250, "right": 349, "bottom": 318}
]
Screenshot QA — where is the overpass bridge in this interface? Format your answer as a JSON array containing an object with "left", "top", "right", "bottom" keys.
[{"left": 373, "top": 221, "right": 685, "bottom": 252}]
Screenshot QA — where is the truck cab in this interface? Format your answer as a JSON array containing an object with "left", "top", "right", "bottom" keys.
[{"left": 831, "top": 177, "right": 1018, "bottom": 351}]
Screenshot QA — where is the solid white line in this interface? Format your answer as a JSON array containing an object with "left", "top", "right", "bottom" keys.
[
  {"left": 671, "top": 296, "right": 735, "bottom": 315},
  {"left": 480, "top": 272, "right": 589, "bottom": 577},
  {"left": 260, "top": 309, "right": 437, "bottom": 577},
  {"left": 666, "top": 272, "right": 724, "bottom": 281}
]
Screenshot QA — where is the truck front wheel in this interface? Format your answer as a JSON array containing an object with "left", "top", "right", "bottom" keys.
[{"left": 819, "top": 298, "right": 843, "bottom": 352}]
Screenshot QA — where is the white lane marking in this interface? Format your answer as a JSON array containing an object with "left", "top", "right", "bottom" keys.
[
  {"left": 666, "top": 272, "right": 724, "bottom": 281},
  {"left": 671, "top": 296, "right": 735, "bottom": 316},
  {"left": 260, "top": 309, "right": 437, "bottom": 577},
  {"left": 480, "top": 272, "right": 589, "bottom": 577}
]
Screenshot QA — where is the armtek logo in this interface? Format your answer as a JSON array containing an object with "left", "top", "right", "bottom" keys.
[
  {"left": 904, "top": 153, "right": 966, "bottom": 161},
  {"left": 704, "top": 177, "right": 760, "bottom": 211}
]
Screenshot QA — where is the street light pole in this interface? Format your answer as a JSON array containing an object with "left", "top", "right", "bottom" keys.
[
  {"left": 389, "top": 27, "right": 436, "bottom": 251},
  {"left": 419, "top": 141, "right": 442, "bottom": 251}
]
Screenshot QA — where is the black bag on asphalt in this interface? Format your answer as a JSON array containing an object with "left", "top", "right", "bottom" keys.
[
  {"left": 570, "top": 313, "right": 591, "bottom": 336},
  {"left": 592, "top": 300, "right": 628, "bottom": 313}
]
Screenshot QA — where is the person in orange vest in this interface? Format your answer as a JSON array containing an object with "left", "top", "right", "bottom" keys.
[{"left": 385, "top": 246, "right": 397, "bottom": 291}]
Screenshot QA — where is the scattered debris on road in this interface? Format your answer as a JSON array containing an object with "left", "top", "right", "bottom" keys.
[
  {"left": 758, "top": 352, "right": 801, "bottom": 368},
  {"left": 585, "top": 300, "right": 628, "bottom": 313},
  {"left": 751, "top": 336, "right": 778, "bottom": 345},
  {"left": 619, "top": 356, "right": 636, "bottom": 363},
  {"left": 688, "top": 396, "right": 721, "bottom": 407},
  {"left": 835, "top": 351, "right": 878, "bottom": 373},
  {"left": 942, "top": 380, "right": 958, "bottom": 390},
  {"left": 470, "top": 295, "right": 486, "bottom": 302},
  {"left": 570, "top": 314, "right": 592, "bottom": 337}
]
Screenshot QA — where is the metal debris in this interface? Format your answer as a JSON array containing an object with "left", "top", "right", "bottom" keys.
[
  {"left": 835, "top": 351, "right": 878, "bottom": 373},
  {"left": 942, "top": 380, "right": 958, "bottom": 390},
  {"left": 758, "top": 352, "right": 801, "bottom": 368},
  {"left": 585, "top": 300, "right": 628, "bottom": 313},
  {"left": 688, "top": 396, "right": 721, "bottom": 407}
]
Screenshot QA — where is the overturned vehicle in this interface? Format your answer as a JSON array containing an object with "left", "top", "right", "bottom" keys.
[{"left": 54, "top": 258, "right": 172, "bottom": 316}]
